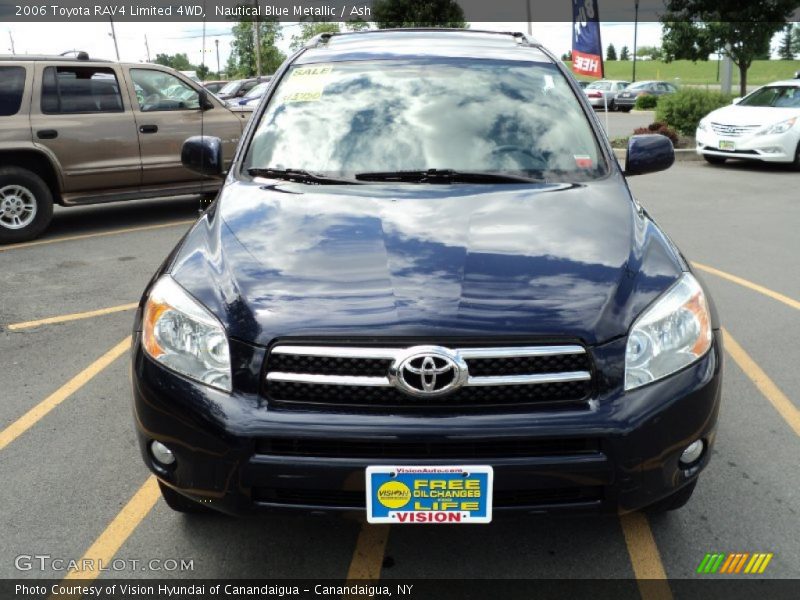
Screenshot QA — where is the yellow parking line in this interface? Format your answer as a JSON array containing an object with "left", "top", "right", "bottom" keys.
[
  {"left": 723, "top": 328, "right": 800, "bottom": 438},
  {"left": 50, "top": 477, "right": 160, "bottom": 599},
  {"left": 0, "top": 337, "right": 131, "bottom": 451},
  {"left": 0, "top": 219, "right": 194, "bottom": 252},
  {"left": 7, "top": 303, "right": 138, "bottom": 331},
  {"left": 346, "top": 523, "right": 390, "bottom": 581},
  {"left": 692, "top": 262, "right": 800, "bottom": 312},
  {"left": 619, "top": 512, "right": 673, "bottom": 600}
]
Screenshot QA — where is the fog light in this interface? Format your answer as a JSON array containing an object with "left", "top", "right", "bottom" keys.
[
  {"left": 679, "top": 440, "right": 704, "bottom": 467},
  {"left": 150, "top": 440, "right": 175, "bottom": 466}
]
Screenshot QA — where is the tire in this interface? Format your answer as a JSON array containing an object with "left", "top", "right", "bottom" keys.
[
  {"left": 792, "top": 141, "right": 800, "bottom": 171},
  {"left": 620, "top": 106, "right": 632, "bottom": 113},
  {"left": 158, "top": 481, "right": 210, "bottom": 513},
  {"left": 645, "top": 480, "right": 698, "bottom": 514},
  {"left": 703, "top": 154, "right": 727, "bottom": 166},
  {"left": 0, "top": 166, "right": 54, "bottom": 244}
]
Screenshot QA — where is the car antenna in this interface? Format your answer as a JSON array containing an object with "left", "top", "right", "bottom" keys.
[{"left": 198, "top": 10, "right": 208, "bottom": 216}]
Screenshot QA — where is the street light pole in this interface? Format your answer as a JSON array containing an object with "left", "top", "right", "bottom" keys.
[
  {"left": 109, "top": 16, "right": 120, "bottom": 61},
  {"left": 632, "top": 0, "right": 640, "bottom": 82},
  {"left": 215, "top": 39, "right": 220, "bottom": 78},
  {"left": 144, "top": 35, "right": 151, "bottom": 62},
  {"left": 9, "top": 30, "right": 15, "bottom": 54}
]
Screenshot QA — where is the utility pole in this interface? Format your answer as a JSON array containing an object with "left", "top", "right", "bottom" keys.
[
  {"left": 632, "top": 0, "right": 640, "bottom": 82},
  {"left": 526, "top": 0, "right": 531, "bottom": 36},
  {"left": 8, "top": 30, "right": 15, "bottom": 54},
  {"left": 215, "top": 39, "right": 220, "bottom": 78},
  {"left": 144, "top": 35, "right": 151, "bottom": 62},
  {"left": 109, "top": 16, "right": 120, "bottom": 61},
  {"left": 252, "top": 19, "right": 261, "bottom": 76}
]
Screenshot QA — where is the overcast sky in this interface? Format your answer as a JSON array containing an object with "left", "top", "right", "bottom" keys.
[{"left": 4, "top": 21, "right": 665, "bottom": 70}]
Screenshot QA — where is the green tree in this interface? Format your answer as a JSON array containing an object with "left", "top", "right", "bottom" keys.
[
  {"left": 154, "top": 53, "right": 193, "bottom": 71},
  {"left": 561, "top": 50, "right": 573, "bottom": 61},
  {"left": 227, "top": 18, "right": 286, "bottom": 77},
  {"left": 606, "top": 43, "right": 617, "bottom": 61},
  {"left": 778, "top": 24, "right": 795, "bottom": 59},
  {"left": 196, "top": 63, "right": 210, "bottom": 80},
  {"left": 661, "top": 0, "right": 799, "bottom": 96},
  {"left": 636, "top": 45, "right": 663, "bottom": 60},
  {"left": 620, "top": 45, "right": 630, "bottom": 60},
  {"left": 793, "top": 24, "right": 800, "bottom": 55},
  {"left": 372, "top": 0, "right": 466, "bottom": 28},
  {"left": 290, "top": 21, "right": 341, "bottom": 51}
]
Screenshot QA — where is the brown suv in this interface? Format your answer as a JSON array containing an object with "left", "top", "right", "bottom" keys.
[{"left": 0, "top": 54, "right": 245, "bottom": 243}]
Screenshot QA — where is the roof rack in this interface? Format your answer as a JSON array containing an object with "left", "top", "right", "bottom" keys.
[{"left": 304, "top": 28, "right": 540, "bottom": 49}]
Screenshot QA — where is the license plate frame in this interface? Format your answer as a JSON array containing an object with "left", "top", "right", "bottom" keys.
[{"left": 366, "top": 465, "right": 493, "bottom": 524}]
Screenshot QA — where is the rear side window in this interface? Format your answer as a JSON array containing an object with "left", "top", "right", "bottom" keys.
[
  {"left": 0, "top": 66, "right": 26, "bottom": 116},
  {"left": 41, "top": 66, "right": 123, "bottom": 114}
]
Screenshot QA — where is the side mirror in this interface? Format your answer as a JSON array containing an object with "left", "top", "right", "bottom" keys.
[
  {"left": 181, "top": 136, "right": 223, "bottom": 178},
  {"left": 198, "top": 89, "right": 214, "bottom": 111},
  {"left": 732, "top": 97, "right": 742, "bottom": 104},
  {"left": 624, "top": 134, "right": 674, "bottom": 176}
]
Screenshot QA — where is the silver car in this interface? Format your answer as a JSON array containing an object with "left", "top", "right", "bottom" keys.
[{"left": 584, "top": 80, "right": 630, "bottom": 111}]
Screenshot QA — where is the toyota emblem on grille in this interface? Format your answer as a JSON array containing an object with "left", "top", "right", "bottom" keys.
[{"left": 389, "top": 346, "right": 469, "bottom": 397}]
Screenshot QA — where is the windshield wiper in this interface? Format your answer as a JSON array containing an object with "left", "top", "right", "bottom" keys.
[
  {"left": 247, "top": 168, "right": 361, "bottom": 185},
  {"left": 354, "top": 169, "right": 544, "bottom": 184}
]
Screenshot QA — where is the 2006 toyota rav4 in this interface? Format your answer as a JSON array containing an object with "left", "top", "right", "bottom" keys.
[{"left": 132, "top": 30, "right": 722, "bottom": 521}]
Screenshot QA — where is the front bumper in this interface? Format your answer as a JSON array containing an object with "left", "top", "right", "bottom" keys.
[
  {"left": 696, "top": 128, "right": 799, "bottom": 163},
  {"left": 132, "top": 332, "right": 723, "bottom": 517},
  {"left": 613, "top": 95, "right": 638, "bottom": 108}
]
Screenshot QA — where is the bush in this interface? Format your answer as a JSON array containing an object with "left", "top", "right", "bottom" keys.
[
  {"left": 633, "top": 122, "right": 679, "bottom": 146},
  {"left": 635, "top": 94, "right": 658, "bottom": 110},
  {"left": 655, "top": 88, "right": 735, "bottom": 136}
]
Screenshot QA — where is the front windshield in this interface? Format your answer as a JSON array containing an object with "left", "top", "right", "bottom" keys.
[
  {"left": 244, "top": 59, "right": 606, "bottom": 182},
  {"left": 587, "top": 82, "right": 611, "bottom": 90},
  {"left": 218, "top": 80, "right": 241, "bottom": 94},
  {"left": 626, "top": 82, "right": 651, "bottom": 90},
  {"left": 244, "top": 81, "right": 270, "bottom": 99},
  {"left": 739, "top": 86, "right": 800, "bottom": 108}
]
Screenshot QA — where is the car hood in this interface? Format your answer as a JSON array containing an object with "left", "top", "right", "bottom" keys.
[
  {"left": 705, "top": 104, "right": 800, "bottom": 126},
  {"left": 169, "top": 178, "right": 683, "bottom": 347}
]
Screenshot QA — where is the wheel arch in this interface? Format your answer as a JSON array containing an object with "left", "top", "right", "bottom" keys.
[{"left": 0, "top": 149, "right": 63, "bottom": 204}]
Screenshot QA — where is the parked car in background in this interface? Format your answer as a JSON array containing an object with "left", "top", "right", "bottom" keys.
[
  {"left": 577, "top": 80, "right": 589, "bottom": 89},
  {"left": 216, "top": 77, "right": 269, "bottom": 101},
  {"left": 614, "top": 81, "right": 679, "bottom": 112},
  {"left": 202, "top": 80, "right": 228, "bottom": 94},
  {"left": 133, "top": 29, "right": 721, "bottom": 520},
  {"left": 0, "top": 54, "right": 244, "bottom": 243},
  {"left": 696, "top": 76, "right": 800, "bottom": 168},
  {"left": 584, "top": 80, "right": 630, "bottom": 111},
  {"left": 226, "top": 78, "right": 272, "bottom": 107}
]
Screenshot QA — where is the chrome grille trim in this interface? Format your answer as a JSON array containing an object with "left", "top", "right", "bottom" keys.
[
  {"left": 266, "top": 344, "right": 591, "bottom": 388},
  {"left": 266, "top": 371, "right": 591, "bottom": 387},
  {"left": 710, "top": 123, "right": 760, "bottom": 137}
]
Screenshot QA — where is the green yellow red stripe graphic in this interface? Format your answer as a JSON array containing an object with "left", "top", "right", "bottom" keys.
[{"left": 697, "top": 552, "right": 773, "bottom": 574}]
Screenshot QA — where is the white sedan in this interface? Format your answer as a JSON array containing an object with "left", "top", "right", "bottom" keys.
[{"left": 696, "top": 76, "right": 800, "bottom": 168}]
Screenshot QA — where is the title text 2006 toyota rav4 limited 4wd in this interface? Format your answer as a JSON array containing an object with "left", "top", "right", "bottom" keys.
[
  {"left": 0, "top": 54, "right": 244, "bottom": 243},
  {"left": 132, "top": 30, "right": 722, "bottom": 522}
]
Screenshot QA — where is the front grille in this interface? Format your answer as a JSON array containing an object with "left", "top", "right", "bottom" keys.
[
  {"left": 263, "top": 342, "right": 594, "bottom": 412},
  {"left": 256, "top": 437, "right": 600, "bottom": 459},
  {"left": 252, "top": 486, "right": 603, "bottom": 509},
  {"left": 710, "top": 123, "right": 760, "bottom": 137}
]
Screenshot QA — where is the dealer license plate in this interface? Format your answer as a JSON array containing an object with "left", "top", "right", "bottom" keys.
[
  {"left": 366, "top": 465, "right": 493, "bottom": 524},
  {"left": 719, "top": 140, "right": 736, "bottom": 151}
]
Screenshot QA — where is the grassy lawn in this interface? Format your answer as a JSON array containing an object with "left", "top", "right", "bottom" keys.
[{"left": 568, "top": 59, "right": 800, "bottom": 87}]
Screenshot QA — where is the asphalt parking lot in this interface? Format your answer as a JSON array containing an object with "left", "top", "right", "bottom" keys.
[{"left": 1, "top": 160, "right": 798, "bottom": 597}]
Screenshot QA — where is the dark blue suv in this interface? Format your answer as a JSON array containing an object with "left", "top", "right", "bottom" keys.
[{"left": 132, "top": 30, "right": 721, "bottom": 520}]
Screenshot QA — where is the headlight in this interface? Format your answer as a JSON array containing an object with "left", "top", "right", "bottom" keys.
[
  {"left": 757, "top": 117, "right": 796, "bottom": 136},
  {"left": 625, "top": 273, "right": 712, "bottom": 391},
  {"left": 697, "top": 119, "right": 708, "bottom": 132},
  {"left": 142, "top": 276, "right": 232, "bottom": 392}
]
